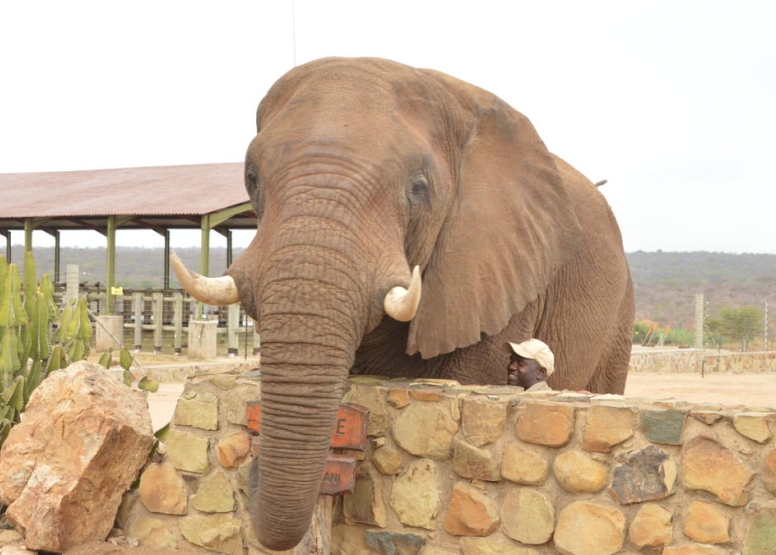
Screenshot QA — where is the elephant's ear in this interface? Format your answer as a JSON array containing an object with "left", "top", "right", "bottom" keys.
[{"left": 406, "top": 70, "right": 584, "bottom": 358}]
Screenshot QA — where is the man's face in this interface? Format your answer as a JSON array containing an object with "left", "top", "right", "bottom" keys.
[{"left": 507, "top": 353, "right": 546, "bottom": 388}]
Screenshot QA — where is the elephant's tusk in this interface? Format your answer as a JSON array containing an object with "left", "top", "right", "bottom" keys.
[
  {"left": 170, "top": 252, "right": 240, "bottom": 306},
  {"left": 383, "top": 265, "right": 422, "bottom": 322}
]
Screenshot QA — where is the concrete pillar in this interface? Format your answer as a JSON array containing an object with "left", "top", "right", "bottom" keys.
[
  {"left": 188, "top": 320, "right": 217, "bottom": 360},
  {"left": 152, "top": 292, "right": 164, "bottom": 354},
  {"left": 133, "top": 292, "right": 144, "bottom": 351},
  {"left": 227, "top": 304, "right": 240, "bottom": 357},
  {"left": 95, "top": 314, "right": 124, "bottom": 352},
  {"left": 66, "top": 264, "right": 79, "bottom": 304},
  {"left": 695, "top": 293, "right": 704, "bottom": 349},
  {"left": 173, "top": 292, "right": 183, "bottom": 355},
  {"left": 251, "top": 318, "right": 261, "bottom": 356}
]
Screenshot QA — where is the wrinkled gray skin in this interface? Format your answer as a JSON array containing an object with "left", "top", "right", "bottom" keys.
[{"left": 226, "top": 57, "right": 634, "bottom": 550}]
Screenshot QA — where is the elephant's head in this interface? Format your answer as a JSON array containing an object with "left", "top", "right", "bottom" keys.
[{"left": 173, "top": 57, "right": 581, "bottom": 550}]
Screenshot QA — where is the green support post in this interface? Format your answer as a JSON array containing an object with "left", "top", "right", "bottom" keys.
[
  {"left": 106, "top": 216, "right": 117, "bottom": 315},
  {"left": 1, "top": 230, "right": 9, "bottom": 262},
  {"left": 163, "top": 229, "right": 171, "bottom": 289},
  {"left": 24, "top": 219, "right": 33, "bottom": 252},
  {"left": 198, "top": 215, "right": 211, "bottom": 319},
  {"left": 105, "top": 216, "right": 133, "bottom": 315}
]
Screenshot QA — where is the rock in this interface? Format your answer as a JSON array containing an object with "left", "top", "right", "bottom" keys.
[
  {"left": 451, "top": 438, "right": 501, "bottom": 481},
  {"left": 640, "top": 409, "right": 686, "bottom": 445},
  {"left": 165, "top": 429, "right": 210, "bottom": 473},
  {"left": 554, "top": 501, "right": 626, "bottom": 555},
  {"left": 552, "top": 450, "right": 609, "bottom": 493},
  {"left": 500, "top": 488, "right": 554, "bottom": 545},
  {"left": 609, "top": 445, "right": 677, "bottom": 504},
  {"left": 344, "top": 383, "right": 389, "bottom": 437},
  {"left": 515, "top": 402, "right": 574, "bottom": 447},
  {"left": 125, "top": 516, "right": 180, "bottom": 549},
  {"left": 733, "top": 412, "right": 773, "bottom": 443},
  {"left": 628, "top": 503, "right": 673, "bottom": 548},
  {"left": 392, "top": 403, "right": 458, "bottom": 460},
  {"left": 191, "top": 470, "right": 235, "bottom": 513},
  {"left": 179, "top": 514, "right": 242, "bottom": 555},
  {"left": 138, "top": 461, "right": 189, "bottom": 515},
  {"left": 331, "top": 524, "right": 377, "bottom": 555},
  {"left": 459, "top": 536, "right": 540, "bottom": 555},
  {"left": 743, "top": 501, "right": 776, "bottom": 555},
  {"left": 501, "top": 443, "right": 550, "bottom": 485},
  {"left": 373, "top": 443, "right": 404, "bottom": 475},
  {"left": 443, "top": 482, "right": 499, "bottom": 537},
  {"left": 389, "top": 458, "right": 440, "bottom": 530},
  {"left": 0, "top": 362, "right": 154, "bottom": 552},
  {"left": 460, "top": 396, "right": 507, "bottom": 446},
  {"left": 365, "top": 530, "right": 425, "bottom": 555},
  {"left": 764, "top": 448, "right": 776, "bottom": 494},
  {"left": 581, "top": 405, "right": 634, "bottom": 452},
  {"left": 683, "top": 500, "right": 730, "bottom": 544},
  {"left": 216, "top": 431, "right": 251, "bottom": 468},
  {"left": 174, "top": 391, "right": 219, "bottom": 430},
  {"left": 344, "top": 462, "right": 387, "bottom": 527},
  {"left": 410, "top": 387, "right": 444, "bottom": 401},
  {"left": 387, "top": 387, "right": 411, "bottom": 409},
  {"left": 682, "top": 436, "right": 754, "bottom": 506},
  {"left": 662, "top": 545, "right": 727, "bottom": 555},
  {"left": 0, "top": 529, "right": 24, "bottom": 546}
]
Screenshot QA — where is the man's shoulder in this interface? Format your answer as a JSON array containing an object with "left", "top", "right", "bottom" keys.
[{"left": 527, "top": 381, "right": 552, "bottom": 391}]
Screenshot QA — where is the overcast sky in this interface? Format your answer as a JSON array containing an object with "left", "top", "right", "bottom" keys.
[{"left": 1, "top": 1, "right": 774, "bottom": 253}]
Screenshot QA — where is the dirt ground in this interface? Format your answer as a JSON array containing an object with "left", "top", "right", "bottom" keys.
[{"left": 624, "top": 371, "right": 776, "bottom": 409}]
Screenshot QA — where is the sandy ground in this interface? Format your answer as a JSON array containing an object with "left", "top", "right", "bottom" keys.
[{"left": 624, "top": 371, "right": 776, "bottom": 409}]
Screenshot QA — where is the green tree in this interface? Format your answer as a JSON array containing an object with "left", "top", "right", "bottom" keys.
[
  {"left": 704, "top": 317, "right": 727, "bottom": 352},
  {"left": 719, "top": 305, "right": 763, "bottom": 352}
]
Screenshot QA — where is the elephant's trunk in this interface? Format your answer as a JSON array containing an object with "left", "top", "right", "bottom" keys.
[
  {"left": 252, "top": 353, "right": 348, "bottom": 550},
  {"left": 250, "top": 249, "right": 365, "bottom": 551}
]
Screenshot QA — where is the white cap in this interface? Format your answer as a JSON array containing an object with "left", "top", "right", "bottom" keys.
[{"left": 504, "top": 338, "right": 555, "bottom": 376}]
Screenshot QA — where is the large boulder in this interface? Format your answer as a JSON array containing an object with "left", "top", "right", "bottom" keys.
[{"left": 0, "top": 361, "right": 155, "bottom": 552}]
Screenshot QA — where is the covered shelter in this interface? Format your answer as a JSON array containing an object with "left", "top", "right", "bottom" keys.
[{"left": 0, "top": 162, "right": 255, "bottom": 312}]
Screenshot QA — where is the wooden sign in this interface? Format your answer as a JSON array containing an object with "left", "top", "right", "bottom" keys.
[
  {"left": 320, "top": 454, "right": 358, "bottom": 495},
  {"left": 248, "top": 440, "right": 357, "bottom": 495},
  {"left": 246, "top": 401, "right": 369, "bottom": 451}
]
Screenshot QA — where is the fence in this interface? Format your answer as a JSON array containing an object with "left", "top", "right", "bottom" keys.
[{"left": 57, "top": 286, "right": 260, "bottom": 359}]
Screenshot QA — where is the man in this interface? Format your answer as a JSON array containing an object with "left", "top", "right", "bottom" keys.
[{"left": 504, "top": 338, "right": 555, "bottom": 391}]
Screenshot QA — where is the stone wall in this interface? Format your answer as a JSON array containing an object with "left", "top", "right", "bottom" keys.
[
  {"left": 630, "top": 348, "right": 776, "bottom": 374},
  {"left": 119, "top": 370, "right": 776, "bottom": 554}
]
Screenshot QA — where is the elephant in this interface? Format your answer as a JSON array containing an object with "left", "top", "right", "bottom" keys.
[{"left": 171, "top": 56, "right": 634, "bottom": 550}]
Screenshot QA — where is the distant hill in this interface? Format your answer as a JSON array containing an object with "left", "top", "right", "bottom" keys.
[
  {"left": 627, "top": 251, "right": 776, "bottom": 328},
  {"left": 7, "top": 246, "right": 776, "bottom": 332}
]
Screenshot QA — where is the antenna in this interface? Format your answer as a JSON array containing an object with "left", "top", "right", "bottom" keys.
[{"left": 291, "top": 0, "right": 297, "bottom": 66}]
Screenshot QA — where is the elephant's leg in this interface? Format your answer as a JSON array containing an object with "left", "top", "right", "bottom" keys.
[{"left": 584, "top": 277, "right": 634, "bottom": 394}]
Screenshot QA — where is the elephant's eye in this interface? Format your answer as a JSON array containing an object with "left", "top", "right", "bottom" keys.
[
  {"left": 245, "top": 167, "right": 264, "bottom": 218},
  {"left": 407, "top": 173, "right": 431, "bottom": 211}
]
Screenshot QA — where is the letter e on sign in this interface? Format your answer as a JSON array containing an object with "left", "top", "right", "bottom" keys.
[
  {"left": 330, "top": 403, "right": 369, "bottom": 450},
  {"left": 246, "top": 401, "right": 369, "bottom": 449}
]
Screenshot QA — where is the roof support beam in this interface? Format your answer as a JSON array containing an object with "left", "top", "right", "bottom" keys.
[
  {"left": 106, "top": 216, "right": 118, "bottom": 315},
  {"left": 1, "top": 230, "right": 9, "bottom": 261},
  {"left": 48, "top": 230, "right": 61, "bottom": 283},
  {"left": 24, "top": 218, "right": 52, "bottom": 252},
  {"left": 104, "top": 216, "right": 134, "bottom": 314}
]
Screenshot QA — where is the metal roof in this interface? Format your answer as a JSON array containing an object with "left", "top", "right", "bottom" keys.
[{"left": 0, "top": 163, "right": 256, "bottom": 233}]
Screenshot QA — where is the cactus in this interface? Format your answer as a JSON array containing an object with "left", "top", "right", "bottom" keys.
[
  {"left": 0, "top": 253, "right": 92, "bottom": 449},
  {"left": 1, "top": 252, "right": 158, "bottom": 451}
]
